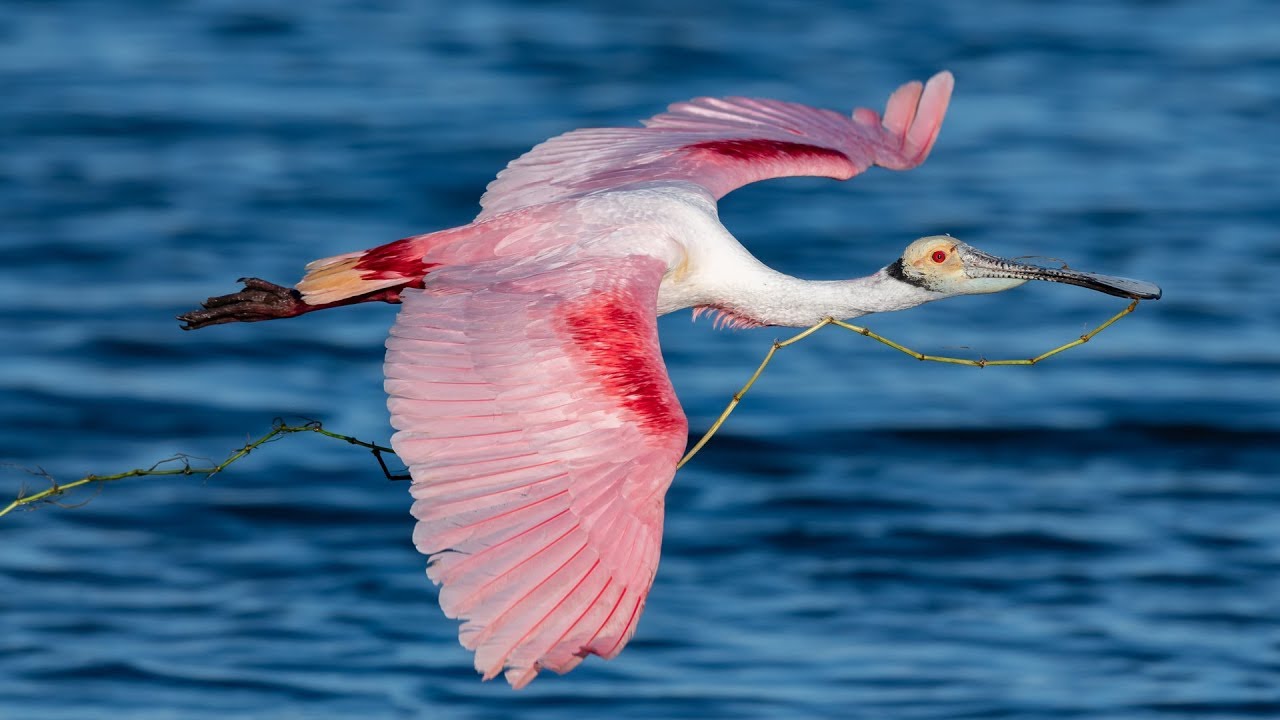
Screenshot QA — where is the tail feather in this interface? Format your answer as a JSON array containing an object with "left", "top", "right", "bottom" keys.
[
  {"left": 296, "top": 253, "right": 391, "bottom": 305},
  {"left": 296, "top": 236, "right": 437, "bottom": 305}
]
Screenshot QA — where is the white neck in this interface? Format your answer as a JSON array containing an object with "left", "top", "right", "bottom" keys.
[
  {"left": 715, "top": 265, "right": 941, "bottom": 328},
  {"left": 644, "top": 194, "right": 945, "bottom": 327}
]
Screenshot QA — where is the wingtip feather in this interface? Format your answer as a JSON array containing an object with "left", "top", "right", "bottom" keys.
[
  {"left": 872, "top": 70, "right": 955, "bottom": 169},
  {"left": 882, "top": 79, "right": 924, "bottom": 138},
  {"left": 906, "top": 70, "right": 954, "bottom": 160}
]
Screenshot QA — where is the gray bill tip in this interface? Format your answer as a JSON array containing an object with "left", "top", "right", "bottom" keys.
[{"left": 1066, "top": 270, "right": 1162, "bottom": 300}]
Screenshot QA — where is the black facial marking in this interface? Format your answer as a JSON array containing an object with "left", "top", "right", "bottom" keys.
[
  {"left": 886, "top": 258, "right": 905, "bottom": 280},
  {"left": 885, "top": 258, "right": 932, "bottom": 290}
]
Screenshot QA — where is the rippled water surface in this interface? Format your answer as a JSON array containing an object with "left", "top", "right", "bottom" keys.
[{"left": 3, "top": 2, "right": 1279, "bottom": 718}]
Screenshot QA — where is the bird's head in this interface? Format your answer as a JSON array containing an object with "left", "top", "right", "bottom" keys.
[{"left": 887, "top": 235, "right": 1162, "bottom": 301}]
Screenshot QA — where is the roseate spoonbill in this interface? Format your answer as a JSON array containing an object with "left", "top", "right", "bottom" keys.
[{"left": 179, "top": 71, "right": 1161, "bottom": 687}]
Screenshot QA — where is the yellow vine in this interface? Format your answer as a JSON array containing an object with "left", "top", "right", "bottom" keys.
[{"left": 3, "top": 301, "right": 1141, "bottom": 516}]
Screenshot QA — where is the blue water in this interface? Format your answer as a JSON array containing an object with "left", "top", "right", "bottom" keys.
[{"left": 3, "top": 1, "right": 1279, "bottom": 718}]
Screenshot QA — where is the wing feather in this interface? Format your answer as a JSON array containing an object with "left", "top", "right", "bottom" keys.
[
  {"left": 386, "top": 254, "right": 686, "bottom": 688},
  {"left": 478, "top": 72, "right": 953, "bottom": 219}
]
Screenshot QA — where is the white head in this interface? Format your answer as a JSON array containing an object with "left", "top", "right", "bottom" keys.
[{"left": 886, "top": 235, "right": 1162, "bottom": 302}]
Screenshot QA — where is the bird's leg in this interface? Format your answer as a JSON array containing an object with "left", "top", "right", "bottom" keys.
[
  {"left": 178, "top": 278, "right": 311, "bottom": 330},
  {"left": 177, "top": 278, "right": 406, "bottom": 330}
]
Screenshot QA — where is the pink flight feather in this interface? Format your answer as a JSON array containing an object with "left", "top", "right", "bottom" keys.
[
  {"left": 479, "top": 71, "right": 953, "bottom": 218},
  {"left": 387, "top": 256, "right": 686, "bottom": 687}
]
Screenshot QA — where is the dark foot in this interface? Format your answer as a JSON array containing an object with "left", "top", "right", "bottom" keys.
[{"left": 178, "top": 278, "right": 308, "bottom": 330}]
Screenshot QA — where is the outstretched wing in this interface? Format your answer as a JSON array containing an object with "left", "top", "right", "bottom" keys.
[
  {"left": 385, "top": 254, "right": 687, "bottom": 688},
  {"left": 478, "top": 71, "right": 953, "bottom": 220}
]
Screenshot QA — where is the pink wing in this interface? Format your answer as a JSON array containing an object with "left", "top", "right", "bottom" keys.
[
  {"left": 385, "top": 254, "right": 687, "bottom": 688},
  {"left": 478, "top": 71, "right": 953, "bottom": 220}
]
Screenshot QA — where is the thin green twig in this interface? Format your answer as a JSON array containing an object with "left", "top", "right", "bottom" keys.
[
  {"left": 0, "top": 420, "right": 401, "bottom": 518},
  {"left": 677, "top": 300, "right": 1141, "bottom": 468},
  {"left": 5, "top": 301, "right": 1141, "bottom": 514}
]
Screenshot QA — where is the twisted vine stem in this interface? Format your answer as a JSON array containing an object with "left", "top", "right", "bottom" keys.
[
  {"left": 677, "top": 300, "right": 1139, "bottom": 467},
  {"left": 4, "top": 301, "right": 1141, "bottom": 516},
  {"left": 1, "top": 420, "right": 401, "bottom": 518}
]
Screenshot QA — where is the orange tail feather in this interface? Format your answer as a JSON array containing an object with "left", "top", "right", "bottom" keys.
[{"left": 296, "top": 236, "right": 438, "bottom": 305}]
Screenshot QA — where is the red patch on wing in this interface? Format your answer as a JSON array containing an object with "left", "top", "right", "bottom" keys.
[
  {"left": 560, "top": 294, "right": 683, "bottom": 438},
  {"left": 354, "top": 237, "right": 440, "bottom": 282},
  {"left": 687, "top": 138, "right": 849, "bottom": 163}
]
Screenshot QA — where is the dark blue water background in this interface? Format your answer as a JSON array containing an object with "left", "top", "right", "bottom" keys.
[{"left": 3, "top": 2, "right": 1278, "bottom": 718}]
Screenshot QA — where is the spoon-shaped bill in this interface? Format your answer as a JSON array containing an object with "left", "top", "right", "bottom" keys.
[{"left": 959, "top": 246, "right": 1162, "bottom": 300}]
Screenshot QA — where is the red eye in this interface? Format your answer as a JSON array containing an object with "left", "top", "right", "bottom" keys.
[{"left": 931, "top": 250, "right": 948, "bottom": 263}]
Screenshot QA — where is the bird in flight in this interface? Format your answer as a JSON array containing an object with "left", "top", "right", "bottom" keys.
[{"left": 180, "top": 71, "right": 1160, "bottom": 688}]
